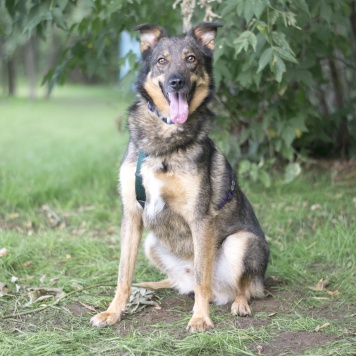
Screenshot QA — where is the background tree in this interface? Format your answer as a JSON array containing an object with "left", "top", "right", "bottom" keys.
[
  {"left": 209, "top": 0, "right": 355, "bottom": 185},
  {"left": 0, "top": 0, "right": 355, "bottom": 184}
]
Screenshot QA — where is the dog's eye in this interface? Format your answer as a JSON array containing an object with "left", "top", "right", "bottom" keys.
[
  {"left": 157, "top": 58, "right": 167, "bottom": 65},
  {"left": 186, "top": 55, "right": 196, "bottom": 63}
]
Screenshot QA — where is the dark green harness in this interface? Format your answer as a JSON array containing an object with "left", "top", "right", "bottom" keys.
[{"left": 135, "top": 151, "right": 147, "bottom": 208}]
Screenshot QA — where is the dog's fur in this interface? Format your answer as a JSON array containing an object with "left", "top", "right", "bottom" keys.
[{"left": 90, "top": 23, "right": 269, "bottom": 332}]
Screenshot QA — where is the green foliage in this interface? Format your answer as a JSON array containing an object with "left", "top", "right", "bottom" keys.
[
  {"left": 39, "top": 0, "right": 141, "bottom": 88},
  {"left": 212, "top": 0, "right": 355, "bottom": 185},
  {"left": 1, "top": 0, "right": 182, "bottom": 88},
  {"left": 1, "top": 0, "right": 355, "bottom": 185}
]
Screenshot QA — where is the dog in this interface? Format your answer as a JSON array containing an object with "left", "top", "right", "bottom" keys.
[{"left": 90, "top": 22, "right": 269, "bottom": 332}]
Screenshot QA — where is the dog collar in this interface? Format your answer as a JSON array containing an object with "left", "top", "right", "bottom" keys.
[{"left": 148, "top": 102, "right": 174, "bottom": 125}]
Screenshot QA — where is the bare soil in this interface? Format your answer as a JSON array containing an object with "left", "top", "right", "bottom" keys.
[
  {"left": 258, "top": 331, "right": 337, "bottom": 356},
  {"left": 1, "top": 276, "right": 354, "bottom": 355}
]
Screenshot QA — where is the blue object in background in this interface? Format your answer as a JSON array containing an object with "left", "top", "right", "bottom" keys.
[{"left": 119, "top": 31, "right": 140, "bottom": 82}]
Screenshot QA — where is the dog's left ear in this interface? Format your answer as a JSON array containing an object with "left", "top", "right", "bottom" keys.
[
  {"left": 134, "top": 24, "right": 167, "bottom": 53},
  {"left": 188, "top": 22, "right": 222, "bottom": 51}
]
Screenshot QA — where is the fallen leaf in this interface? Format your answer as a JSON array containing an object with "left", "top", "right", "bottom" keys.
[
  {"left": 308, "top": 278, "right": 330, "bottom": 291},
  {"left": 314, "top": 323, "right": 330, "bottom": 332},
  {"left": 106, "top": 226, "right": 117, "bottom": 235},
  {"left": 327, "top": 290, "right": 340, "bottom": 296},
  {"left": 50, "top": 278, "right": 59, "bottom": 285},
  {"left": 22, "top": 261, "right": 32, "bottom": 267},
  {"left": 7, "top": 213, "right": 19, "bottom": 219},
  {"left": 42, "top": 204, "right": 61, "bottom": 227},
  {"left": 126, "top": 287, "right": 161, "bottom": 314},
  {"left": 268, "top": 312, "right": 277, "bottom": 317},
  {"left": 79, "top": 301, "right": 97, "bottom": 312},
  {"left": 316, "top": 278, "right": 329, "bottom": 290},
  {"left": 0, "top": 282, "right": 10, "bottom": 297},
  {"left": 310, "top": 204, "right": 321, "bottom": 211},
  {"left": 344, "top": 329, "right": 356, "bottom": 336},
  {"left": 66, "top": 254, "right": 72, "bottom": 259},
  {"left": 256, "top": 345, "right": 263, "bottom": 355},
  {"left": 24, "top": 221, "right": 33, "bottom": 228},
  {"left": 0, "top": 247, "right": 7, "bottom": 257},
  {"left": 25, "top": 287, "right": 65, "bottom": 306}
]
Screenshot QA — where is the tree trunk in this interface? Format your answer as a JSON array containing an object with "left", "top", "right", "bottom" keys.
[
  {"left": 350, "top": 1, "right": 356, "bottom": 40},
  {"left": 7, "top": 58, "right": 16, "bottom": 96},
  {"left": 25, "top": 36, "right": 36, "bottom": 99},
  {"left": 328, "top": 58, "right": 349, "bottom": 159},
  {"left": 46, "top": 26, "right": 58, "bottom": 98},
  {"left": 349, "top": 1, "right": 356, "bottom": 139},
  {"left": 0, "top": 42, "right": 6, "bottom": 95}
]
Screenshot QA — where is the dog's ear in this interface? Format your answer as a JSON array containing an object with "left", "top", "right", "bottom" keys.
[
  {"left": 134, "top": 24, "right": 167, "bottom": 53},
  {"left": 188, "top": 22, "right": 222, "bottom": 51}
]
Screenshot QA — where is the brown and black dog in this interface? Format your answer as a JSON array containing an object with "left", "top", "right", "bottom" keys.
[{"left": 90, "top": 23, "right": 269, "bottom": 332}]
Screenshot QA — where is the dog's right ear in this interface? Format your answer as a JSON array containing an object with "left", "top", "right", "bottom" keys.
[
  {"left": 134, "top": 24, "right": 167, "bottom": 53},
  {"left": 189, "top": 22, "right": 222, "bottom": 52}
]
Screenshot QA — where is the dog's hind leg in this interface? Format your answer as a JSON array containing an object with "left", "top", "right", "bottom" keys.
[
  {"left": 231, "top": 274, "right": 266, "bottom": 316},
  {"left": 133, "top": 279, "right": 172, "bottom": 290},
  {"left": 213, "top": 231, "right": 268, "bottom": 317},
  {"left": 231, "top": 275, "right": 252, "bottom": 316}
]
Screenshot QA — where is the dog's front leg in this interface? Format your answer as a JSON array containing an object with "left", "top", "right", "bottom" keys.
[
  {"left": 187, "top": 218, "right": 215, "bottom": 333},
  {"left": 91, "top": 209, "right": 143, "bottom": 327}
]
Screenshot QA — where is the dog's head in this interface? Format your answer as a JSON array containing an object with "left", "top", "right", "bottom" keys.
[{"left": 135, "top": 23, "right": 222, "bottom": 125}]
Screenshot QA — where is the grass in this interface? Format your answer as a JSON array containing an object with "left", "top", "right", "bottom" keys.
[{"left": 0, "top": 85, "right": 355, "bottom": 355}]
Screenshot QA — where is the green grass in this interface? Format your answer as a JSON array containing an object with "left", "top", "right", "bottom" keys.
[{"left": 0, "top": 85, "right": 355, "bottom": 355}]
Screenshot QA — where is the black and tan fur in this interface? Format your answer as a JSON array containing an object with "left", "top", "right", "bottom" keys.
[{"left": 90, "top": 23, "right": 269, "bottom": 332}]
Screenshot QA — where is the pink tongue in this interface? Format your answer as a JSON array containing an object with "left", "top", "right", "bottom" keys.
[{"left": 168, "top": 92, "right": 189, "bottom": 124}]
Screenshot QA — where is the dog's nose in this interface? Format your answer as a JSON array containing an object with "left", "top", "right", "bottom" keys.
[{"left": 168, "top": 75, "right": 186, "bottom": 91}]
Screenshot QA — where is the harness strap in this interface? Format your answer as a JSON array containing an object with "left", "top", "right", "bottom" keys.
[
  {"left": 216, "top": 174, "right": 236, "bottom": 210},
  {"left": 135, "top": 151, "right": 148, "bottom": 208}
]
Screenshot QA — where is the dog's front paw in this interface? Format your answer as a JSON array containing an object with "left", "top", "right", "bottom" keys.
[
  {"left": 231, "top": 297, "right": 251, "bottom": 317},
  {"left": 90, "top": 311, "right": 121, "bottom": 327},
  {"left": 186, "top": 315, "right": 214, "bottom": 333}
]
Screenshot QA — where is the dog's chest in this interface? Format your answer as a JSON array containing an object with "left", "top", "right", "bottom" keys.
[
  {"left": 140, "top": 159, "right": 199, "bottom": 224},
  {"left": 142, "top": 169, "right": 166, "bottom": 220}
]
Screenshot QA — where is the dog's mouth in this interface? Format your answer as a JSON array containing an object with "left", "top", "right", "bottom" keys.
[{"left": 159, "top": 83, "right": 195, "bottom": 125}]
